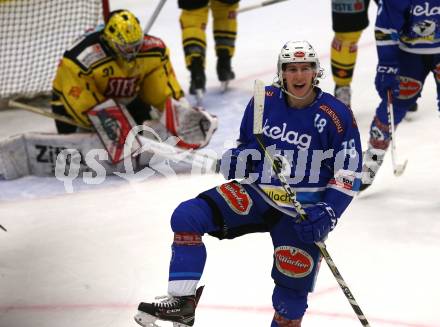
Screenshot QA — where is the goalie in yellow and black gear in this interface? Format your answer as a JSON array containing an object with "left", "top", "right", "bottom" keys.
[{"left": 52, "top": 9, "right": 217, "bottom": 149}]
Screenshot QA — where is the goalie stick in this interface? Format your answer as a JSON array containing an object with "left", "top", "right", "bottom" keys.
[
  {"left": 252, "top": 80, "right": 370, "bottom": 326},
  {"left": 9, "top": 100, "right": 86, "bottom": 129},
  {"left": 8, "top": 100, "right": 218, "bottom": 173},
  {"left": 387, "top": 90, "right": 408, "bottom": 176}
]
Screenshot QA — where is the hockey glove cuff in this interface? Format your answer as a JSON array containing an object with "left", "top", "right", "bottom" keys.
[
  {"left": 294, "top": 202, "right": 338, "bottom": 244},
  {"left": 375, "top": 64, "right": 400, "bottom": 99}
]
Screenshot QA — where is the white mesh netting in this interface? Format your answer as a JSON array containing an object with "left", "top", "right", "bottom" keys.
[{"left": 0, "top": 0, "right": 105, "bottom": 99}]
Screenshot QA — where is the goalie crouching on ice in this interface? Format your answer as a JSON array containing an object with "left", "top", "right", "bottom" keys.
[{"left": 51, "top": 9, "right": 217, "bottom": 150}]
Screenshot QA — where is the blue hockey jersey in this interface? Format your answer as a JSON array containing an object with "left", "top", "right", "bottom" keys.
[
  {"left": 375, "top": 0, "right": 440, "bottom": 64},
  {"left": 236, "top": 85, "right": 362, "bottom": 218}
]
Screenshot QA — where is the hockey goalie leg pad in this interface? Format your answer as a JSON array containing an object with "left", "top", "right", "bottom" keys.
[{"left": 162, "top": 97, "right": 218, "bottom": 149}]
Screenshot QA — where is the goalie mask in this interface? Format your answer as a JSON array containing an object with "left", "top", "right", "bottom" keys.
[
  {"left": 103, "top": 10, "right": 143, "bottom": 62},
  {"left": 277, "top": 41, "right": 324, "bottom": 89}
]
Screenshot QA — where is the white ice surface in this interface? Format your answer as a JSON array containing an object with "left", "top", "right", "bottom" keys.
[{"left": 1, "top": 1, "right": 440, "bottom": 326}]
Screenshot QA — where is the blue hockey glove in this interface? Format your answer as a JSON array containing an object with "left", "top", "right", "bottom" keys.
[
  {"left": 375, "top": 64, "right": 400, "bottom": 99},
  {"left": 219, "top": 145, "right": 261, "bottom": 180},
  {"left": 294, "top": 202, "right": 338, "bottom": 244}
]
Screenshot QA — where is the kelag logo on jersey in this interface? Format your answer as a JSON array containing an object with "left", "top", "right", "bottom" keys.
[
  {"left": 412, "top": 3, "right": 440, "bottom": 17},
  {"left": 274, "top": 246, "right": 314, "bottom": 278},
  {"left": 262, "top": 119, "right": 312, "bottom": 150}
]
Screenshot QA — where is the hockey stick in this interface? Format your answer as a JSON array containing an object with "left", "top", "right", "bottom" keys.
[
  {"left": 0, "top": 224, "right": 7, "bottom": 232},
  {"left": 252, "top": 80, "right": 370, "bottom": 326},
  {"left": 144, "top": 0, "right": 168, "bottom": 34},
  {"left": 8, "top": 100, "right": 218, "bottom": 172},
  {"left": 238, "top": 0, "right": 289, "bottom": 13},
  {"left": 387, "top": 90, "right": 408, "bottom": 176},
  {"left": 9, "top": 100, "right": 88, "bottom": 129}
]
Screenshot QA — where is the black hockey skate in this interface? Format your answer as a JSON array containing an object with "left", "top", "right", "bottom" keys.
[
  {"left": 216, "top": 50, "right": 235, "bottom": 93},
  {"left": 134, "top": 286, "right": 204, "bottom": 327},
  {"left": 189, "top": 58, "right": 206, "bottom": 106}
]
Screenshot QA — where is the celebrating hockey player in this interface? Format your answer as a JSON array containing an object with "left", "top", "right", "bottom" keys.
[
  {"left": 178, "top": 0, "right": 238, "bottom": 100},
  {"left": 52, "top": 9, "right": 217, "bottom": 150},
  {"left": 134, "top": 41, "right": 362, "bottom": 327},
  {"left": 361, "top": 0, "right": 440, "bottom": 190}
]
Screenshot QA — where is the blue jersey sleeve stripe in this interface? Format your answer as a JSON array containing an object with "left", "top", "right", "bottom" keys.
[{"left": 169, "top": 272, "right": 203, "bottom": 279}]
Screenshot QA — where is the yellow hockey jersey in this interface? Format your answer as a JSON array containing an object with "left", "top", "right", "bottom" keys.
[{"left": 52, "top": 30, "right": 184, "bottom": 128}]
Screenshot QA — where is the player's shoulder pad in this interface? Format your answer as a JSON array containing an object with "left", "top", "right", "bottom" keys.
[
  {"left": 139, "top": 35, "right": 166, "bottom": 54},
  {"left": 318, "top": 92, "right": 358, "bottom": 134},
  {"left": 63, "top": 31, "right": 110, "bottom": 71}
]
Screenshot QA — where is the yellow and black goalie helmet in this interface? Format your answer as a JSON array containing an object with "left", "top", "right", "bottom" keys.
[{"left": 103, "top": 10, "right": 143, "bottom": 62}]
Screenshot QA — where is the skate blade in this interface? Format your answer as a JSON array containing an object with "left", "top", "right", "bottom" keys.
[
  {"left": 134, "top": 311, "right": 159, "bottom": 327},
  {"left": 220, "top": 81, "right": 230, "bottom": 93},
  {"left": 404, "top": 112, "right": 417, "bottom": 121},
  {"left": 195, "top": 89, "right": 204, "bottom": 106},
  {"left": 393, "top": 159, "right": 408, "bottom": 177}
]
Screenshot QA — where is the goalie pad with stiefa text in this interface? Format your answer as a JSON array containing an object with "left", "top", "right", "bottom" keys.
[
  {"left": 87, "top": 99, "right": 142, "bottom": 163},
  {"left": 162, "top": 98, "right": 218, "bottom": 149}
]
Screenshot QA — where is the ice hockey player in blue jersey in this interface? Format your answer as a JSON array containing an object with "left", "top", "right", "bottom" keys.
[
  {"left": 361, "top": 0, "right": 440, "bottom": 190},
  {"left": 134, "top": 40, "right": 362, "bottom": 327}
]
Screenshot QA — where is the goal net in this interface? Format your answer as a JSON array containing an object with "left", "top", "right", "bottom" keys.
[{"left": 0, "top": 0, "right": 109, "bottom": 100}]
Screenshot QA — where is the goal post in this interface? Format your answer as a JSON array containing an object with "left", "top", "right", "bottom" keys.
[{"left": 0, "top": 0, "right": 109, "bottom": 101}]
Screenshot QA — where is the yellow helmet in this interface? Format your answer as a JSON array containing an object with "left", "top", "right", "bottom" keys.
[{"left": 103, "top": 10, "right": 143, "bottom": 61}]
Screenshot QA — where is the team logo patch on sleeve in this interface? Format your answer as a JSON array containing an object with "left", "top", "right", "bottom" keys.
[
  {"left": 274, "top": 246, "right": 314, "bottom": 278},
  {"left": 216, "top": 182, "right": 252, "bottom": 215},
  {"left": 329, "top": 169, "right": 361, "bottom": 194},
  {"left": 68, "top": 86, "right": 82, "bottom": 99},
  {"left": 77, "top": 44, "right": 106, "bottom": 68},
  {"left": 319, "top": 104, "right": 344, "bottom": 133}
]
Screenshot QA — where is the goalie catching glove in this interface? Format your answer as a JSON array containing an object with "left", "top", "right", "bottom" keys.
[{"left": 161, "top": 97, "right": 218, "bottom": 149}]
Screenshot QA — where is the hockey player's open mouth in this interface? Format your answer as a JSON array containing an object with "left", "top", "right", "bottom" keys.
[{"left": 294, "top": 83, "right": 307, "bottom": 90}]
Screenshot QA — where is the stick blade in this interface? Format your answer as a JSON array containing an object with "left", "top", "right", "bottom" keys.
[
  {"left": 393, "top": 159, "right": 408, "bottom": 177},
  {"left": 253, "top": 79, "right": 265, "bottom": 135}
]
